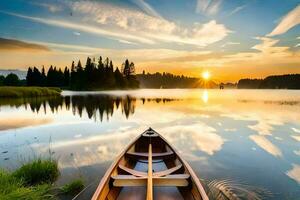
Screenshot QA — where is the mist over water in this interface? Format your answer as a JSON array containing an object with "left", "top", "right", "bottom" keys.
[{"left": 0, "top": 89, "right": 299, "bottom": 199}]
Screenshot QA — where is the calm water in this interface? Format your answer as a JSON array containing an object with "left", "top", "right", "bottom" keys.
[{"left": 0, "top": 89, "right": 299, "bottom": 199}]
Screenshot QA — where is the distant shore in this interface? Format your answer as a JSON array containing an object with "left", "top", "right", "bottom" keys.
[{"left": 0, "top": 86, "right": 61, "bottom": 98}]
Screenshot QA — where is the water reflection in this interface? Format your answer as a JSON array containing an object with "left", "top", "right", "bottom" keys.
[
  {"left": 0, "top": 95, "right": 178, "bottom": 122},
  {"left": 0, "top": 89, "right": 300, "bottom": 199}
]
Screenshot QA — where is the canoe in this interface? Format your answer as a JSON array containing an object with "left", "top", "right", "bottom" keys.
[{"left": 92, "top": 128, "right": 209, "bottom": 200}]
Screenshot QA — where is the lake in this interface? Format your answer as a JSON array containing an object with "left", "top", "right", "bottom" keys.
[{"left": 0, "top": 89, "right": 299, "bottom": 199}]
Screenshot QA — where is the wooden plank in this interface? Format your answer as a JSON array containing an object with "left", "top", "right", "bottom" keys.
[
  {"left": 153, "top": 175, "right": 189, "bottom": 187},
  {"left": 146, "top": 144, "right": 153, "bottom": 200},
  {"left": 153, "top": 164, "right": 183, "bottom": 177},
  {"left": 118, "top": 164, "right": 147, "bottom": 177},
  {"left": 112, "top": 175, "right": 147, "bottom": 187},
  {"left": 111, "top": 174, "right": 190, "bottom": 187},
  {"left": 126, "top": 151, "right": 174, "bottom": 160}
]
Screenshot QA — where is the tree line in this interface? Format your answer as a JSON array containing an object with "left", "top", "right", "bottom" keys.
[
  {"left": 237, "top": 74, "right": 300, "bottom": 89},
  {"left": 0, "top": 73, "right": 25, "bottom": 86},
  {"left": 137, "top": 71, "right": 216, "bottom": 88},
  {"left": 25, "top": 56, "right": 139, "bottom": 90}
]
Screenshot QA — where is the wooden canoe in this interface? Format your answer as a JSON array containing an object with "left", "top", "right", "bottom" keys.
[{"left": 92, "top": 128, "right": 209, "bottom": 200}]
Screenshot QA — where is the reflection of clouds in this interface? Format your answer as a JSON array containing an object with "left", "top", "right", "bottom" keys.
[
  {"left": 286, "top": 164, "right": 300, "bottom": 184},
  {"left": 223, "top": 113, "right": 283, "bottom": 136},
  {"left": 291, "top": 127, "right": 300, "bottom": 133},
  {"left": 248, "top": 122, "right": 275, "bottom": 136},
  {"left": 292, "top": 135, "right": 300, "bottom": 142},
  {"left": 160, "top": 123, "right": 225, "bottom": 156},
  {"left": 0, "top": 117, "right": 52, "bottom": 131},
  {"left": 293, "top": 150, "right": 300, "bottom": 156},
  {"left": 275, "top": 137, "right": 283, "bottom": 141},
  {"left": 249, "top": 135, "right": 282, "bottom": 157},
  {"left": 32, "top": 127, "right": 143, "bottom": 169}
]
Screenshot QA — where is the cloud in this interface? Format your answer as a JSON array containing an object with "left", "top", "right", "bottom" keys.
[
  {"left": 220, "top": 37, "right": 300, "bottom": 65},
  {"left": 130, "top": 0, "right": 162, "bottom": 18},
  {"left": 2, "top": 1, "right": 231, "bottom": 47},
  {"left": 249, "top": 135, "right": 282, "bottom": 157},
  {"left": 268, "top": 5, "right": 300, "bottom": 36},
  {"left": 228, "top": 5, "right": 247, "bottom": 16},
  {"left": 32, "top": 2, "right": 63, "bottom": 13},
  {"left": 0, "top": 37, "right": 50, "bottom": 52},
  {"left": 2, "top": 11, "right": 155, "bottom": 44},
  {"left": 286, "top": 164, "right": 300, "bottom": 184},
  {"left": 221, "top": 42, "right": 240, "bottom": 48},
  {"left": 196, "top": 0, "right": 223, "bottom": 15},
  {"left": 70, "top": 1, "right": 230, "bottom": 46}
]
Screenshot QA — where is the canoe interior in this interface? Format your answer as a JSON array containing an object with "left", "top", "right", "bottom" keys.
[{"left": 92, "top": 128, "right": 208, "bottom": 200}]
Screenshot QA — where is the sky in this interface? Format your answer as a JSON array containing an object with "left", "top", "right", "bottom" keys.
[{"left": 0, "top": 0, "right": 299, "bottom": 82}]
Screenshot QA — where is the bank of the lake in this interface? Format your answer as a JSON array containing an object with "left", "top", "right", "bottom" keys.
[
  {"left": 0, "top": 158, "right": 84, "bottom": 200},
  {"left": 0, "top": 87, "right": 61, "bottom": 98}
]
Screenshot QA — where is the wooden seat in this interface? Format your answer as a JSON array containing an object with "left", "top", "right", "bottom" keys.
[
  {"left": 112, "top": 174, "right": 190, "bottom": 187},
  {"left": 119, "top": 163, "right": 183, "bottom": 178},
  {"left": 118, "top": 165, "right": 147, "bottom": 177},
  {"left": 126, "top": 151, "right": 174, "bottom": 160},
  {"left": 112, "top": 175, "right": 147, "bottom": 187},
  {"left": 153, "top": 164, "right": 183, "bottom": 177}
]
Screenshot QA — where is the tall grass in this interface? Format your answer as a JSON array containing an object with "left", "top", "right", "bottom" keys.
[
  {"left": 60, "top": 179, "right": 84, "bottom": 195},
  {"left": 0, "top": 87, "right": 61, "bottom": 98},
  {"left": 13, "top": 158, "right": 60, "bottom": 186}
]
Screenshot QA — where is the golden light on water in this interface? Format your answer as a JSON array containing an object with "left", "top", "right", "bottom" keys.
[
  {"left": 202, "top": 90, "right": 209, "bottom": 103},
  {"left": 202, "top": 71, "right": 211, "bottom": 80}
]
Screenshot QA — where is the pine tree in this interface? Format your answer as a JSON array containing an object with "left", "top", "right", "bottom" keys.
[{"left": 26, "top": 67, "right": 33, "bottom": 86}]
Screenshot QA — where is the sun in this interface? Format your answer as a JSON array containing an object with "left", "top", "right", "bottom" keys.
[{"left": 202, "top": 71, "right": 210, "bottom": 80}]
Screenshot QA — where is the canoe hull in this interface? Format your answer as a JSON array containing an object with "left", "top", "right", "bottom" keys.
[{"left": 92, "top": 128, "right": 209, "bottom": 200}]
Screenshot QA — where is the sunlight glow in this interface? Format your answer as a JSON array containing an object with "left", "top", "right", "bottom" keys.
[
  {"left": 202, "top": 71, "right": 211, "bottom": 80},
  {"left": 202, "top": 90, "right": 209, "bottom": 103}
]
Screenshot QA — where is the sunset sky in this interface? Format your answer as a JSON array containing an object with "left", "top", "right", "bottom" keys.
[{"left": 0, "top": 0, "right": 299, "bottom": 82}]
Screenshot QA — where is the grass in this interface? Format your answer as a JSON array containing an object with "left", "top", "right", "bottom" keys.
[
  {"left": 0, "top": 87, "right": 61, "bottom": 98},
  {"left": 0, "top": 170, "right": 54, "bottom": 200},
  {"left": 13, "top": 158, "right": 60, "bottom": 186},
  {"left": 0, "top": 158, "right": 85, "bottom": 199},
  {"left": 60, "top": 179, "right": 84, "bottom": 195}
]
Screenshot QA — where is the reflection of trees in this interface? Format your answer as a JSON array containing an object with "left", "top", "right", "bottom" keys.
[{"left": 0, "top": 95, "right": 177, "bottom": 121}]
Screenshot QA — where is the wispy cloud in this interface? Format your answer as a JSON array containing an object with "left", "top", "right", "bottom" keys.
[
  {"left": 196, "top": 0, "right": 223, "bottom": 15},
  {"left": 130, "top": 0, "right": 162, "bottom": 18},
  {"left": 268, "top": 4, "right": 300, "bottom": 36},
  {"left": 2, "top": 0, "right": 231, "bottom": 47},
  {"left": 228, "top": 4, "right": 247, "bottom": 16},
  {"left": 221, "top": 42, "right": 240, "bottom": 48},
  {"left": 0, "top": 37, "right": 50, "bottom": 52},
  {"left": 31, "top": 2, "right": 63, "bottom": 13},
  {"left": 1, "top": 11, "right": 155, "bottom": 44}
]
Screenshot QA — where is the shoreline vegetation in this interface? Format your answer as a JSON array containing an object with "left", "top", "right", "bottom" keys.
[
  {"left": 237, "top": 74, "right": 300, "bottom": 89},
  {"left": 0, "top": 158, "right": 84, "bottom": 200},
  {"left": 0, "top": 87, "right": 61, "bottom": 98}
]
